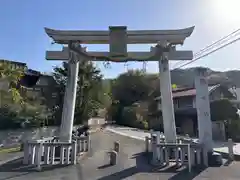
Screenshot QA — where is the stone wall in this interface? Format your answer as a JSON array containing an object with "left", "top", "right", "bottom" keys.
[{"left": 0, "top": 125, "right": 82, "bottom": 147}]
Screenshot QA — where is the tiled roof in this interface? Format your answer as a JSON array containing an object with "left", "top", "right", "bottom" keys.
[
  {"left": 172, "top": 88, "right": 196, "bottom": 98},
  {"left": 0, "top": 59, "right": 26, "bottom": 66},
  {"left": 155, "top": 84, "right": 221, "bottom": 100}
]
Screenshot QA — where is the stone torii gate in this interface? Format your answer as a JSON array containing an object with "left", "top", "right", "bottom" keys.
[{"left": 44, "top": 26, "right": 212, "bottom": 148}]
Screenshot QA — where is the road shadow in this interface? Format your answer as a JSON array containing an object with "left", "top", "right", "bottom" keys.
[
  {"left": 0, "top": 157, "right": 74, "bottom": 173},
  {"left": 98, "top": 164, "right": 113, "bottom": 169},
  {"left": 223, "top": 159, "right": 233, "bottom": 166},
  {"left": 96, "top": 152, "right": 205, "bottom": 180}
]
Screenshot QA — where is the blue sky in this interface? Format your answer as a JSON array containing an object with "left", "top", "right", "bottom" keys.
[{"left": 0, "top": 0, "right": 240, "bottom": 78}]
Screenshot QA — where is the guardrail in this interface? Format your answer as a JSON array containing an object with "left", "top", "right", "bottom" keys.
[{"left": 23, "top": 135, "right": 89, "bottom": 171}]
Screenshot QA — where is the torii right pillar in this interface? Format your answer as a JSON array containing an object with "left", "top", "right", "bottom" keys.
[{"left": 194, "top": 68, "right": 214, "bottom": 165}]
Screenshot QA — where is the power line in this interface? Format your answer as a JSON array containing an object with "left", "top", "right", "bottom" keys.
[
  {"left": 173, "top": 37, "right": 240, "bottom": 70},
  {"left": 171, "top": 28, "right": 240, "bottom": 69},
  {"left": 194, "top": 28, "right": 240, "bottom": 57}
]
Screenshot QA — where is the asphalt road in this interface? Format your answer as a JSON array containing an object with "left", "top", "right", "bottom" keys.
[{"left": 1, "top": 130, "right": 240, "bottom": 180}]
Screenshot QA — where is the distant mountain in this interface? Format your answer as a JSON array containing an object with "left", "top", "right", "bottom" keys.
[
  {"left": 170, "top": 67, "right": 240, "bottom": 88},
  {"left": 102, "top": 67, "right": 240, "bottom": 94}
]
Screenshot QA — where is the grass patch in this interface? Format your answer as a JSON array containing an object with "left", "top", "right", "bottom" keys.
[{"left": 0, "top": 146, "right": 21, "bottom": 153}]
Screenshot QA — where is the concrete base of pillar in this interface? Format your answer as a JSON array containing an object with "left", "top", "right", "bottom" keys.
[{"left": 208, "top": 151, "right": 223, "bottom": 166}]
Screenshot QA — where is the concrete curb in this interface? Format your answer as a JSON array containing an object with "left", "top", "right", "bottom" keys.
[
  {"left": 105, "top": 128, "right": 146, "bottom": 141},
  {"left": 89, "top": 128, "right": 102, "bottom": 134},
  {"left": 214, "top": 150, "right": 240, "bottom": 161}
]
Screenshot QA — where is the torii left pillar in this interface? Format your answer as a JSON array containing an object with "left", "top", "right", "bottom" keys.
[{"left": 59, "top": 51, "right": 79, "bottom": 142}]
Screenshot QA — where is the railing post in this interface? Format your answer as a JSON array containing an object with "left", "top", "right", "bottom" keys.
[
  {"left": 159, "top": 146, "right": 164, "bottom": 164},
  {"left": 196, "top": 148, "right": 201, "bottom": 165},
  {"left": 175, "top": 146, "right": 180, "bottom": 166},
  {"left": 165, "top": 147, "right": 169, "bottom": 166},
  {"left": 76, "top": 138, "right": 80, "bottom": 154},
  {"left": 151, "top": 135, "right": 158, "bottom": 165},
  {"left": 66, "top": 146, "right": 70, "bottom": 164},
  {"left": 84, "top": 138, "right": 88, "bottom": 151},
  {"left": 191, "top": 148, "right": 195, "bottom": 166},
  {"left": 60, "top": 146, "right": 65, "bottom": 165},
  {"left": 87, "top": 134, "right": 91, "bottom": 152},
  {"left": 187, "top": 144, "right": 192, "bottom": 173},
  {"left": 180, "top": 146, "right": 185, "bottom": 165},
  {"left": 30, "top": 144, "right": 36, "bottom": 165},
  {"left": 80, "top": 139, "right": 84, "bottom": 152},
  {"left": 23, "top": 141, "right": 29, "bottom": 165},
  {"left": 50, "top": 145, "right": 55, "bottom": 165},
  {"left": 228, "top": 138, "right": 234, "bottom": 161},
  {"left": 44, "top": 144, "right": 50, "bottom": 165},
  {"left": 156, "top": 131, "right": 161, "bottom": 161},
  {"left": 145, "top": 136, "right": 149, "bottom": 153},
  {"left": 71, "top": 141, "right": 77, "bottom": 165},
  {"left": 149, "top": 129, "right": 154, "bottom": 152},
  {"left": 35, "top": 142, "right": 43, "bottom": 171}
]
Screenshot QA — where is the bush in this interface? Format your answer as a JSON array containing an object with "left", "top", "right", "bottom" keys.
[
  {"left": 211, "top": 99, "right": 238, "bottom": 121},
  {"left": 227, "top": 119, "right": 240, "bottom": 141},
  {"left": 121, "top": 106, "right": 137, "bottom": 126},
  {"left": 141, "top": 120, "right": 148, "bottom": 130}
]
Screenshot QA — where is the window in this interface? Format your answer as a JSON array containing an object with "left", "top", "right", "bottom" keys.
[{"left": 52, "top": 92, "right": 57, "bottom": 98}]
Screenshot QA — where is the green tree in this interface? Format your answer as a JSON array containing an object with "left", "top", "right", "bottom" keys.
[
  {"left": 112, "top": 70, "right": 151, "bottom": 106},
  {"left": 110, "top": 70, "right": 152, "bottom": 125},
  {"left": 53, "top": 61, "right": 103, "bottom": 125},
  {"left": 210, "top": 99, "right": 238, "bottom": 121},
  {"left": 0, "top": 62, "right": 24, "bottom": 105}
]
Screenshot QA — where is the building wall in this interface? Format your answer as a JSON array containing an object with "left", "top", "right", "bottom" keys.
[
  {"left": 209, "top": 87, "right": 224, "bottom": 101},
  {"left": 24, "top": 75, "right": 58, "bottom": 107},
  {"left": 178, "top": 86, "right": 235, "bottom": 110},
  {"left": 174, "top": 96, "right": 195, "bottom": 109}
]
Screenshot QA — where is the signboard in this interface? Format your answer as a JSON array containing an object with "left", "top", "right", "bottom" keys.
[{"left": 109, "top": 26, "right": 127, "bottom": 58}]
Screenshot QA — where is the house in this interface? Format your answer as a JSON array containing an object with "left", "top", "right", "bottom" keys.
[
  {"left": 24, "top": 74, "right": 59, "bottom": 108},
  {"left": 0, "top": 59, "right": 27, "bottom": 70},
  {"left": 153, "top": 84, "right": 237, "bottom": 139},
  {"left": 0, "top": 59, "right": 58, "bottom": 109}
]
